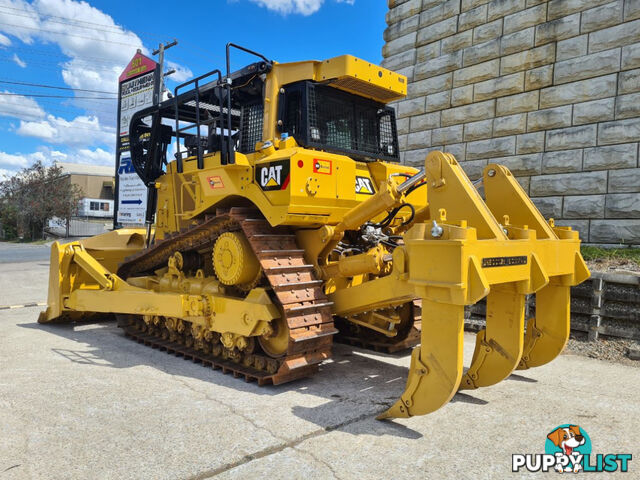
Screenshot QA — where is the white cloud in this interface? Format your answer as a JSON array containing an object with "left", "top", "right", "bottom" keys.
[
  {"left": 249, "top": 0, "right": 354, "bottom": 15},
  {"left": 0, "top": 0, "right": 190, "bottom": 125},
  {"left": 0, "top": 90, "right": 46, "bottom": 120},
  {"left": 17, "top": 119, "right": 57, "bottom": 139},
  {"left": 70, "top": 147, "right": 114, "bottom": 166},
  {"left": 0, "top": 149, "right": 49, "bottom": 171},
  {"left": 0, "top": 151, "right": 30, "bottom": 169},
  {"left": 0, "top": 0, "right": 39, "bottom": 44},
  {"left": 11, "top": 53, "right": 26, "bottom": 67},
  {"left": 0, "top": 33, "right": 11, "bottom": 47},
  {"left": 17, "top": 114, "right": 115, "bottom": 146},
  {"left": 250, "top": 0, "right": 324, "bottom": 15},
  {"left": 166, "top": 61, "right": 193, "bottom": 83},
  {"left": 0, "top": 146, "right": 115, "bottom": 176}
]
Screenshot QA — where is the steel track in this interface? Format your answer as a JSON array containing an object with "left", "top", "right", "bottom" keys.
[{"left": 117, "top": 207, "right": 337, "bottom": 385}]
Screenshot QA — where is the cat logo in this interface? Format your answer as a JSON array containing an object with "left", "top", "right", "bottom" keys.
[
  {"left": 256, "top": 159, "right": 290, "bottom": 191},
  {"left": 263, "top": 166, "right": 282, "bottom": 187},
  {"left": 355, "top": 176, "right": 375, "bottom": 195}
]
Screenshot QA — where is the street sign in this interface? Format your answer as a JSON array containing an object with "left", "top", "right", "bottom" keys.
[{"left": 114, "top": 50, "right": 160, "bottom": 227}]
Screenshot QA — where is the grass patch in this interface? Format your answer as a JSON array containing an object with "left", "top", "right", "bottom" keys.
[{"left": 581, "top": 246, "right": 640, "bottom": 263}]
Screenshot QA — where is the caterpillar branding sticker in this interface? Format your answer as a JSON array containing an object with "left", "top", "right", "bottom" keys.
[
  {"left": 207, "top": 176, "right": 224, "bottom": 189},
  {"left": 256, "top": 159, "right": 290, "bottom": 191},
  {"left": 482, "top": 256, "right": 528, "bottom": 268},
  {"left": 355, "top": 176, "right": 375, "bottom": 195},
  {"left": 313, "top": 159, "right": 332, "bottom": 175}
]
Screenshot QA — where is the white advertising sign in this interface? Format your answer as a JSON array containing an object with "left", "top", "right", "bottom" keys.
[
  {"left": 116, "top": 52, "right": 158, "bottom": 226},
  {"left": 116, "top": 156, "right": 147, "bottom": 224},
  {"left": 119, "top": 71, "right": 155, "bottom": 136}
]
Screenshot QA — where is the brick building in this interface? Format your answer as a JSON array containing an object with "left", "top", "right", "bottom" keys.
[{"left": 382, "top": 0, "right": 640, "bottom": 244}]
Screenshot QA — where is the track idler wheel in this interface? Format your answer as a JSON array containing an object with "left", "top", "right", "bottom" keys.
[
  {"left": 258, "top": 316, "right": 289, "bottom": 358},
  {"left": 212, "top": 232, "right": 262, "bottom": 290}
]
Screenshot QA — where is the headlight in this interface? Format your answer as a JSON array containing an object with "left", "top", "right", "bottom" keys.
[{"left": 310, "top": 127, "right": 320, "bottom": 141}]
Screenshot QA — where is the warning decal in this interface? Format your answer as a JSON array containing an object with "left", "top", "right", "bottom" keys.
[
  {"left": 207, "top": 176, "right": 224, "bottom": 189},
  {"left": 313, "top": 159, "right": 332, "bottom": 175}
]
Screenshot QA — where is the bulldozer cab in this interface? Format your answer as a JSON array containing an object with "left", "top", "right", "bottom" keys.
[
  {"left": 128, "top": 44, "right": 407, "bottom": 190},
  {"left": 128, "top": 45, "right": 271, "bottom": 185}
]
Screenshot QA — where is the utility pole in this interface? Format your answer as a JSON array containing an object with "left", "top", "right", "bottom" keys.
[
  {"left": 153, "top": 39, "right": 178, "bottom": 102},
  {"left": 142, "top": 39, "right": 178, "bottom": 247}
]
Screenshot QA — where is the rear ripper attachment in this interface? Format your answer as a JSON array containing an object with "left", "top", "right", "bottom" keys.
[
  {"left": 378, "top": 153, "right": 590, "bottom": 418},
  {"left": 320, "top": 151, "right": 589, "bottom": 419}
]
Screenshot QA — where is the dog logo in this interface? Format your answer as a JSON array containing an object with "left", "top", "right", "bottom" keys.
[{"left": 546, "top": 425, "right": 589, "bottom": 473}]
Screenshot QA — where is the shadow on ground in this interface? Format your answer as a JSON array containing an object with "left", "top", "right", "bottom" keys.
[{"left": 20, "top": 317, "right": 530, "bottom": 438}]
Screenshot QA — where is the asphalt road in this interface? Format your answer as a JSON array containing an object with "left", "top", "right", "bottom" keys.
[
  {"left": 1, "top": 256, "right": 638, "bottom": 479},
  {"left": 0, "top": 242, "right": 51, "bottom": 264}
]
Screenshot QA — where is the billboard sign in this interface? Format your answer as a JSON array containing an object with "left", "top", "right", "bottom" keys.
[{"left": 114, "top": 51, "right": 160, "bottom": 226}]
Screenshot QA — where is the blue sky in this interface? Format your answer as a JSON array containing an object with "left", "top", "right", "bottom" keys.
[{"left": 0, "top": 0, "right": 388, "bottom": 177}]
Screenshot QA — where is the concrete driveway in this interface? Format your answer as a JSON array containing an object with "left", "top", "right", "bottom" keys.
[{"left": 1, "top": 258, "right": 638, "bottom": 479}]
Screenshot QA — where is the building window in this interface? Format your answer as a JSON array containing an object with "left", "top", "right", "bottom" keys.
[
  {"left": 101, "top": 202, "right": 109, "bottom": 211},
  {"left": 90, "top": 201, "right": 99, "bottom": 211}
]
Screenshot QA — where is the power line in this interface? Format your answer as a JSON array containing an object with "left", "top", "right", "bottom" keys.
[
  {"left": 0, "top": 4, "right": 165, "bottom": 40},
  {"left": 0, "top": 9, "right": 147, "bottom": 40},
  {"left": 0, "top": 7, "right": 139, "bottom": 35},
  {"left": 0, "top": 21, "right": 140, "bottom": 47},
  {"left": 3, "top": 98, "right": 116, "bottom": 117},
  {"left": 9, "top": 45, "right": 129, "bottom": 67},
  {"left": 0, "top": 29, "right": 196, "bottom": 80},
  {"left": 0, "top": 110, "right": 115, "bottom": 134},
  {"left": 0, "top": 92, "right": 115, "bottom": 100},
  {"left": 0, "top": 5, "right": 212, "bottom": 62},
  {"left": 0, "top": 53, "right": 125, "bottom": 74},
  {"left": 0, "top": 80, "right": 117, "bottom": 95}
]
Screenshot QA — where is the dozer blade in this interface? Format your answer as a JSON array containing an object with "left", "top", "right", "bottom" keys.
[
  {"left": 377, "top": 300, "right": 464, "bottom": 419},
  {"left": 459, "top": 284, "right": 525, "bottom": 390},
  {"left": 39, "top": 229, "right": 146, "bottom": 323},
  {"left": 38, "top": 240, "right": 65, "bottom": 323}
]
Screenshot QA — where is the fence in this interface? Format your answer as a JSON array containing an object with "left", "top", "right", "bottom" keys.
[
  {"left": 466, "top": 272, "right": 640, "bottom": 342},
  {"left": 45, "top": 216, "right": 112, "bottom": 238}
]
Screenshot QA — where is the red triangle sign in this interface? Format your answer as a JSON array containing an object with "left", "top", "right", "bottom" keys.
[{"left": 119, "top": 51, "right": 157, "bottom": 82}]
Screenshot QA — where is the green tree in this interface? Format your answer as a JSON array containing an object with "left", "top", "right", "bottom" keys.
[{"left": 0, "top": 161, "right": 83, "bottom": 240}]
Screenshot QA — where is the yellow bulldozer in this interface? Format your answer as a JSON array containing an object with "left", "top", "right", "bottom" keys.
[{"left": 40, "top": 44, "right": 590, "bottom": 419}]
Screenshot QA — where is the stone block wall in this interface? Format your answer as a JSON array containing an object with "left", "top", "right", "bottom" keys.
[{"left": 382, "top": 0, "right": 640, "bottom": 244}]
